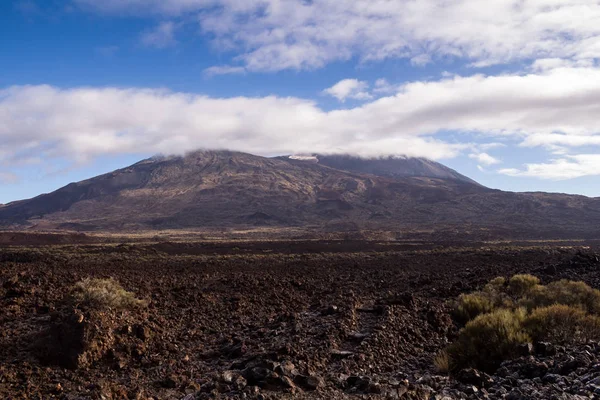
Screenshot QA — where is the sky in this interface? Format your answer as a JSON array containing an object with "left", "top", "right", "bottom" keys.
[{"left": 1, "top": 0, "right": 600, "bottom": 204}]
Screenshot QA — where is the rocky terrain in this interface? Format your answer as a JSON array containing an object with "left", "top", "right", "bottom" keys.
[
  {"left": 1, "top": 150, "right": 600, "bottom": 239},
  {"left": 2, "top": 239, "right": 600, "bottom": 399}
]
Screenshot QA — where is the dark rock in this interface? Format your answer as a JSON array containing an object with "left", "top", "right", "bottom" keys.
[
  {"left": 347, "top": 331, "right": 369, "bottom": 341},
  {"left": 542, "top": 373, "right": 562, "bottom": 384},
  {"left": 134, "top": 324, "right": 151, "bottom": 341},
  {"left": 321, "top": 305, "right": 339, "bottom": 315},
  {"left": 331, "top": 349, "right": 354, "bottom": 358},
  {"left": 242, "top": 367, "right": 272, "bottom": 384},
  {"left": 505, "top": 389, "right": 524, "bottom": 400},
  {"left": 455, "top": 368, "right": 492, "bottom": 387},
  {"left": 34, "top": 309, "right": 118, "bottom": 369},
  {"left": 535, "top": 342, "right": 556, "bottom": 356},
  {"left": 518, "top": 343, "right": 534, "bottom": 356},
  {"left": 293, "top": 374, "right": 323, "bottom": 391},
  {"left": 519, "top": 360, "right": 549, "bottom": 379},
  {"left": 161, "top": 375, "right": 179, "bottom": 389},
  {"left": 346, "top": 376, "right": 370, "bottom": 391},
  {"left": 273, "top": 361, "right": 297, "bottom": 377}
]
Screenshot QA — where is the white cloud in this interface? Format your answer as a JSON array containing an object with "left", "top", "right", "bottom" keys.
[
  {"left": 204, "top": 65, "right": 246, "bottom": 76},
  {"left": 2, "top": 66, "right": 600, "bottom": 174},
  {"left": 75, "top": 0, "right": 600, "bottom": 72},
  {"left": 323, "top": 79, "right": 372, "bottom": 102},
  {"left": 469, "top": 152, "right": 501, "bottom": 166},
  {"left": 499, "top": 154, "right": 600, "bottom": 180},
  {"left": 530, "top": 58, "right": 596, "bottom": 72},
  {"left": 478, "top": 142, "right": 506, "bottom": 151},
  {"left": 141, "top": 21, "right": 177, "bottom": 48},
  {"left": 0, "top": 85, "right": 463, "bottom": 164},
  {"left": 520, "top": 133, "right": 600, "bottom": 148},
  {"left": 373, "top": 79, "right": 401, "bottom": 95}
]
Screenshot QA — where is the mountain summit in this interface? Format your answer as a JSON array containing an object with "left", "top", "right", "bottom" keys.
[
  {"left": 0, "top": 150, "right": 599, "bottom": 239},
  {"left": 310, "top": 154, "right": 479, "bottom": 185}
]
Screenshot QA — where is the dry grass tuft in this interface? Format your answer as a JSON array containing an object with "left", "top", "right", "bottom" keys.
[
  {"left": 433, "top": 349, "right": 451, "bottom": 374},
  {"left": 71, "top": 278, "right": 146, "bottom": 311}
]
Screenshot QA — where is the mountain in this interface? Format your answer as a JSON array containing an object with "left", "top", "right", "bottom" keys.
[
  {"left": 1, "top": 150, "right": 599, "bottom": 239},
  {"left": 306, "top": 154, "right": 479, "bottom": 185}
]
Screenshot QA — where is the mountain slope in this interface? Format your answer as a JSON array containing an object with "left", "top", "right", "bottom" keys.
[
  {"left": 1, "top": 150, "right": 599, "bottom": 239},
  {"left": 308, "top": 154, "right": 479, "bottom": 185}
]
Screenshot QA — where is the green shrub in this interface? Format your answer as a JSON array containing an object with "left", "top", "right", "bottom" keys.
[
  {"left": 522, "top": 280, "right": 600, "bottom": 314},
  {"left": 443, "top": 275, "right": 600, "bottom": 371},
  {"left": 524, "top": 304, "right": 600, "bottom": 343},
  {"left": 524, "top": 304, "right": 587, "bottom": 343},
  {"left": 454, "top": 276, "right": 512, "bottom": 323},
  {"left": 485, "top": 276, "right": 507, "bottom": 291},
  {"left": 508, "top": 274, "right": 540, "bottom": 297},
  {"left": 447, "top": 308, "right": 530, "bottom": 372},
  {"left": 455, "top": 293, "right": 495, "bottom": 323},
  {"left": 71, "top": 278, "right": 146, "bottom": 311}
]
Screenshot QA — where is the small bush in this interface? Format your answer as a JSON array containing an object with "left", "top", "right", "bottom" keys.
[
  {"left": 524, "top": 304, "right": 587, "bottom": 343},
  {"left": 508, "top": 274, "right": 540, "bottom": 297},
  {"left": 443, "top": 274, "right": 600, "bottom": 372},
  {"left": 522, "top": 280, "right": 600, "bottom": 314},
  {"left": 524, "top": 304, "right": 600, "bottom": 344},
  {"left": 455, "top": 293, "right": 495, "bottom": 323},
  {"left": 71, "top": 278, "right": 146, "bottom": 311},
  {"left": 447, "top": 308, "right": 530, "bottom": 372},
  {"left": 454, "top": 277, "right": 512, "bottom": 323}
]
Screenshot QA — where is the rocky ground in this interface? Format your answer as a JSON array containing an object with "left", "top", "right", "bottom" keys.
[{"left": 1, "top": 240, "right": 600, "bottom": 399}]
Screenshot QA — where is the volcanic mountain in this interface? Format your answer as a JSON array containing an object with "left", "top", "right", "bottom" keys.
[
  {"left": 308, "top": 154, "right": 479, "bottom": 185},
  {"left": 1, "top": 150, "right": 599, "bottom": 239}
]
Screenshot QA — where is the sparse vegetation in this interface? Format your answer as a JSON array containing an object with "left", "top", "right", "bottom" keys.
[
  {"left": 71, "top": 278, "right": 146, "bottom": 311},
  {"left": 447, "top": 308, "right": 530, "bottom": 371},
  {"left": 445, "top": 274, "right": 600, "bottom": 371},
  {"left": 454, "top": 276, "right": 510, "bottom": 322},
  {"left": 524, "top": 304, "right": 600, "bottom": 344},
  {"left": 433, "top": 349, "right": 451, "bottom": 374},
  {"left": 522, "top": 279, "right": 600, "bottom": 314},
  {"left": 508, "top": 274, "right": 540, "bottom": 297}
]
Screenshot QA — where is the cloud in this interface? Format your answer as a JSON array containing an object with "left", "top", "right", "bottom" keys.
[
  {"left": 74, "top": 0, "right": 600, "bottom": 72},
  {"left": 204, "top": 65, "right": 247, "bottom": 77},
  {"left": 2, "top": 66, "right": 600, "bottom": 172},
  {"left": 373, "top": 79, "right": 402, "bottom": 95},
  {"left": 0, "top": 172, "right": 19, "bottom": 184},
  {"left": 520, "top": 133, "right": 600, "bottom": 148},
  {"left": 322, "top": 79, "right": 372, "bottom": 102},
  {"left": 499, "top": 154, "right": 600, "bottom": 180},
  {"left": 469, "top": 152, "right": 501, "bottom": 166},
  {"left": 141, "top": 21, "right": 177, "bottom": 48},
  {"left": 530, "top": 58, "right": 596, "bottom": 72}
]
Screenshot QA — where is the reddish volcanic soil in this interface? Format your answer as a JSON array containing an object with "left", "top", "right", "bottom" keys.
[{"left": 1, "top": 240, "right": 600, "bottom": 399}]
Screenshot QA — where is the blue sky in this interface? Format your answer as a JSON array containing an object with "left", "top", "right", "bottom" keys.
[{"left": 2, "top": 0, "right": 600, "bottom": 204}]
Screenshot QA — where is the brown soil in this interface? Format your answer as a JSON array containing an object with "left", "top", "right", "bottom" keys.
[{"left": 1, "top": 240, "right": 600, "bottom": 399}]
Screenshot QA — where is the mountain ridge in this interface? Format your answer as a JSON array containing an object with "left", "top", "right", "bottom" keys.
[{"left": 0, "top": 150, "right": 599, "bottom": 239}]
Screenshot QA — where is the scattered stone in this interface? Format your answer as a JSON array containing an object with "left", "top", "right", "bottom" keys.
[
  {"left": 293, "top": 374, "right": 323, "bottom": 391},
  {"left": 321, "top": 305, "right": 339, "bottom": 315},
  {"left": 518, "top": 343, "right": 534, "bottom": 356},
  {"left": 348, "top": 331, "right": 369, "bottom": 341},
  {"left": 331, "top": 349, "right": 354, "bottom": 358}
]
